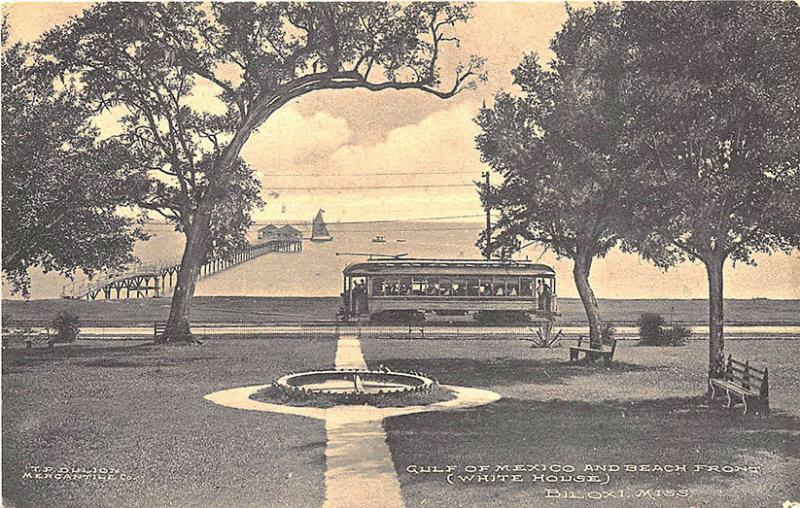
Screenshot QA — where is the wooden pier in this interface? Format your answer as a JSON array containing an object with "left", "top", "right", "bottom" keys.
[{"left": 61, "top": 238, "right": 302, "bottom": 300}]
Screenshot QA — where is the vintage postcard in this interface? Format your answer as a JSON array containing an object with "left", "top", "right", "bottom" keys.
[{"left": 2, "top": 2, "right": 799, "bottom": 507}]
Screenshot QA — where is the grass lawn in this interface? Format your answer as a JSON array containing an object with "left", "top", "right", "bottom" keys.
[
  {"left": 3, "top": 335, "right": 799, "bottom": 507},
  {"left": 361, "top": 339, "right": 800, "bottom": 507},
  {"left": 2, "top": 338, "right": 337, "bottom": 508}
]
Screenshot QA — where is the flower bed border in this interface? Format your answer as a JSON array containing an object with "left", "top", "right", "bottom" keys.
[{"left": 272, "top": 368, "right": 436, "bottom": 404}]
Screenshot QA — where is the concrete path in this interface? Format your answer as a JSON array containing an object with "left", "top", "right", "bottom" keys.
[
  {"left": 204, "top": 384, "right": 325, "bottom": 419},
  {"left": 334, "top": 335, "right": 368, "bottom": 370},
  {"left": 323, "top": 416, "right": 404, "bottom": 508},
  {"left": 204, "top": 334, "right": 501, "bottom": 508},
  {"left": 323, "top": 334, "right": 404, "bottom": 508}
]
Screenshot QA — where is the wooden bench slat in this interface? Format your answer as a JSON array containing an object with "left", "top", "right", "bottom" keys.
[
  {"left": 727, "top": 364, "right": 766, "bottom": 377},
  {"left": 723, "top": 370, "right": 765, "bottom": 386},
  {"left": 723, "top": 378, "right": 763, "bottom": 390},
  {"left": 728, "top": 359, "right": 765, "bottom": 374},
  {"left": 722, "top": 370, "right": 764, "bottom": 384},
  {"left": 568, "top": 337, "right": 616, "bottom": 364},
  {"left": 710, "top": 379, "right": 760, "bottom": 397},
  {"left": 570, "top": 346, "right": 613, "bottom": 353}
]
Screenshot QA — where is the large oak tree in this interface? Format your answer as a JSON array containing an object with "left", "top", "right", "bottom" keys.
[
  {"left": 619, "top": 2, "right": 800, "bottom": 375},
  {"left": 42, "top": 2, "right": 484, "bottom": 342},
  {"left": 2, "top": 20, "right": 148, "bottom": 297},
  {"left": 475, "top": 4, "right": 626, "bottom": 347}
]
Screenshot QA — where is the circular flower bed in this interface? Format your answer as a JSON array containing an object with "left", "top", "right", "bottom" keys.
[{"left": 251, "top": 368, "right": 453, "bottom": 408}]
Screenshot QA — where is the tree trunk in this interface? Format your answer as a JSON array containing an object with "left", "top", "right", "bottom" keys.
[
  {"left": 151, "top": 78, "right": 381, "bottom": 345},
  {"left": 158, "top": 120, "right": 258, "bottom": 343},
  {"left": 705, "top": 254, "right": 726, "bottom": 378},
  {"left": 573, "top": 253, "right": 604, "bottom": 349},
  {"left": 161, "top": 211, "right": 212, "bottom": 343},
  {"left": 156, "top": 86, "right": 336, "bottom": 344}
]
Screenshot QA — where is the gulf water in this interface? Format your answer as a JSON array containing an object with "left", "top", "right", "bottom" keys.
[{"left": 4, "top": 221, "right": 799, "bottom": 304}]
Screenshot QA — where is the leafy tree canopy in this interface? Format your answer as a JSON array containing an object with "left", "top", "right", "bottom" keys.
[
  {"left": 476, "top": 3, "right": 625, "bottom": 262},
  {"left": 1, "top": 23, "right": 149, "bottom": 297},
  {"left": 39, "top": 2, "right": 483, "bottom": 257},
  {"left": 614, "top": 1, "right": 800, "bottom": 373},
  {"left": 619, "top": 1, "right": 800, "bottom": 269},
  {"left": 475, "top": 3, "right": 627, "bottom": 345}
]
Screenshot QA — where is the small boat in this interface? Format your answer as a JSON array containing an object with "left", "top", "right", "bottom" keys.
[
  {"left": 395, "top": 239, "right": 407, "bottom": 243},
  {"left": 372, "top": 235, "right": 386, "bottom": 243},
  {"left": 310, "top": 209, "right": 333, "bottom": 242}
]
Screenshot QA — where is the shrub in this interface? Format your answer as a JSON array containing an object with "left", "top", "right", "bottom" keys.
[
  {"left": 662, "top": 324, "right": 691, "bottom": 346},
  {"left": 637, "top": 312, "right": 690, "bottom": 346},
  {"left": 637, "top": 312, "right": 666, "bottom": 345},
  {"left": 50, "top": 311, "right": 80, "bottom": 343}
]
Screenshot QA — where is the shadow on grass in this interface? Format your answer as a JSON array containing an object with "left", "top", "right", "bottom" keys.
[
  {"left": 2, "top": 342, "right": 215, "bottom": 371},
  {"left": 78, "top": 356, "right": 213, "bottom": 368},
  {"left": 386, "top": 395, "right": 800, "bottom": 492},
  {"left": 376, "top": 357, "right": 657, "bottom": 387},
  {"left": 292, "top": 440, "right": 327, "bottom": 452}
]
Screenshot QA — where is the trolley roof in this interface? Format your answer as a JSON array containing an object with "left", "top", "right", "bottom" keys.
[{"left": 343, "top": 258, "right": 555, "bottom": 277}]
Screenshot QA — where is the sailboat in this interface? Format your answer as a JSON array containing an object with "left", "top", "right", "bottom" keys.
[{"left": 310, "top": 209, "right": 333, "bottom": 242}]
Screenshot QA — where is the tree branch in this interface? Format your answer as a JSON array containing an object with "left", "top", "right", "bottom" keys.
[{"left": 672, "top": 237, "right": 705, "bottom": 262}]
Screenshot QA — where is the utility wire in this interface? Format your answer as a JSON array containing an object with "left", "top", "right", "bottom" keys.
[
  {"left": 267, "top": 183, "right": 475, "bottom": 190},
  {"left": 253, "top": 214, "right": 484, "bottom": 226},
  {"left": 375, "top": 214, "right": 483, "bottom": 222},
  {"left": 264, "top": 170, "right": 478, "bottom": 177},
  {"left": 322, "top": 225, "right": 483, "bottom": 233}
]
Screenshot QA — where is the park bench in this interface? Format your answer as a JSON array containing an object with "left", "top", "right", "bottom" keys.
[
  {"left": 153, "top": 322, "right": 166, "bottom": 342},
  {"left": 0, "top": 328, "right": 54, "bottom": 349},
  {"left": 9, "top": 329, "right": 54, "bottom": 349},
  {"left": 708, "top": 355, "right": 769, "bottom": 416},
  {"left": 569, "top": 336, "right": 616, "bottom": 363}
]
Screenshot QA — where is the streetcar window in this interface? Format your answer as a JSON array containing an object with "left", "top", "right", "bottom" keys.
[
  {"left": 467, "top": 279, "right": 480, "bottom": 296},
  {"left": 410, "top": 278, "right": 433, "bottom": 295},
  {"left": 521, "top": 278, "right": 533, "bottom": 296},
  {"left": 494, "top": 279, "right": 506, "bottom": 296},
  {"left": 440, "top": 279, "right": 452, "bottom": 296},
  {"left": 372, "top": 278, "right": 384, "bottom": 296},
  {"left": 453, "top": 280, "right": 467, "bottom": 296},
  {"left": 399, "top": 278, "right": 412, "bottom": 295},
  {"left": 507, "top": 278, "right": 520, "bottom": 297},
  {"left": 480, "top": 280, "right": 492, "bottom": 296},
  {"left": 426, "top": 278, "right": 439, "bottom": 295},
  {"left": 385, "top": 280, "right": 399, "bottom": 295}
]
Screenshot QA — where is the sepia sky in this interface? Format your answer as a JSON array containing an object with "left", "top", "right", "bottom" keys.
[
  {"left": 4, "top": 1, "right": 586, "bottom": 224},
  {"left": 3, "top": 2, "right": 799, "bottom": 300}
]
